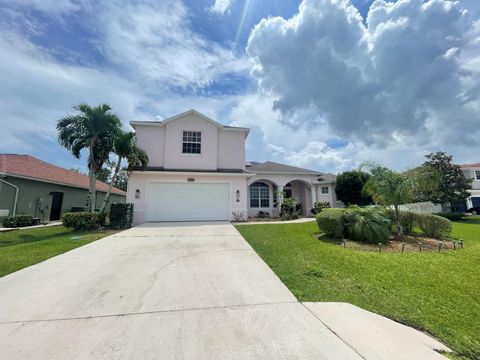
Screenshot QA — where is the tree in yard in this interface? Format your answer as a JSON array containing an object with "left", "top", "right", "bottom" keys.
[
  {"left": 57, "top": 103, "right": 121, "bottom": 212},
  {"left": 96, "top": 167, "right": 112, "bottom": 183},
  {"left": 99, "top": 130, "right": 148, "bottom": 213},
  {"left": 406, "top": 165, "right": 442, "bottom": 203},
  {"left": 112, "top": 173, "right": 128, "bottom": 192},
  {"left": 363, "top": 164, "right": 413, "bottom": 236},
  {"left": 422, "top": 152, "right": 471, "bottom": 210},
  {"left": 335, "top": 170, "right": 373, "bottom": 205}
]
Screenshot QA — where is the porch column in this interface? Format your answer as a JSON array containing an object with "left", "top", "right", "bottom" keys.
[
  {"left": 277, "top": 186, "right": 284, "bottom": 207},
  {"left": 467, "top": 196, "right": 473, "bottom": 209},
  {"left": 310, "top": 186, "right": 317, "bottom": 208}
]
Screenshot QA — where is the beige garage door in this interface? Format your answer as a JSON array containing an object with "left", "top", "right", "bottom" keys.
[{"left": 146, "top": 182, "right": 230, "bottom": 221}]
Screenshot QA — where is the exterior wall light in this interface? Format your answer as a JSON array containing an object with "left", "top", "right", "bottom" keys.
[
  {"left": 236, "top": 190, "right": 240, "bottom": 202},
  {"left": 135, "top": 189, "right": 141, "bottom": 199}
]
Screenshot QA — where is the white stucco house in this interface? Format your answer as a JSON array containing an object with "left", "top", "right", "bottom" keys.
[
  {"left": 127, "top": 110, "right": 342, "bottom": 223},
  {"left": 460, "top": 163, "right": 480, "bottom": 211}
]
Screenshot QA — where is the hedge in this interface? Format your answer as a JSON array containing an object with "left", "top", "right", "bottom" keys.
[
  {"left": 2, "top": 214, "right": 34, "bottom": 228},
  {"left": 415, "top": 213, "right": 452, "bottom": 239},
  {"left": 435, "top": 212, "right": 465, "bottom": 221},
  {"left": 62, "top": 212, "right": 101, "bottom": 231},
  {"left": 109, "top": 203, "right": 134, "bottom": 229},
  {"left": 316, "top": 208, "right": 345, "bottom": 239}
]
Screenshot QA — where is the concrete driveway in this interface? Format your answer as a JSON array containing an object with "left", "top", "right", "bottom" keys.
[{"left": 0, "top": 222, "right": 449, "bottom": 359}]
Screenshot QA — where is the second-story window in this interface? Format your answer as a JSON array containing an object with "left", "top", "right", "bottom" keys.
[
  {"left": 476, "top": 170, "right": 480, "bottom": 180},
  {"left": 182, "top": 131, "right": 201, "bottom": 154}
]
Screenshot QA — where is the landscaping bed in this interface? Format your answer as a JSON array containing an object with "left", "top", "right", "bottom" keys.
[
  {"left": 235, "top": 217, "right": 480, "bottom": 360},
  {"left": 319, "top": 233, "right": 465, "bottom": 253}
]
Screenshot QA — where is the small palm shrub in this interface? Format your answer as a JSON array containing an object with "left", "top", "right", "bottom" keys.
[
  {"left": 316, "top": 208, "right": 345, "bottom": 239},
  {"left": 280, "top": 197, "right": 299, "bottom": 220},
  {"left": 343, "top": 206, "right": 391, "bottom": 244},
  {"left": 312, "top": 201, "right": 331, "bottom": 215},
  {"left": 414, "top": 213, "right": 452, "bottom": 239},
  {"left": 385, "top": 209, "right": 416, "bottom": 235}
]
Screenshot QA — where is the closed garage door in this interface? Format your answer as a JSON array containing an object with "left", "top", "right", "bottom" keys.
[{"left": 146, "top": 182, "right": 230, "bottom": 221}]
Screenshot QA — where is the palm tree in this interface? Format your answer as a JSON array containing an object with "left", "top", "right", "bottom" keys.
[
  {"left": 363, "top": 163, "right": 413, "bottom": 236},
  {"left": 99, "top": 130, "right": 148, "bottom": 213},
  {"left": 57, "top": 103, "right": 121, "bottom": 212}
]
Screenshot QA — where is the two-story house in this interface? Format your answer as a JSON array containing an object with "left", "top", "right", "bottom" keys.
[
  {"left": 460, "top": 163, "right": 480, "bottom": 211},
  {"left": 127, "top": 110, "right": 341, "bottom": 223}
]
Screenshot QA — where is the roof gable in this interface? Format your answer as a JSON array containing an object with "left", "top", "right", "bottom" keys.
[
  {"left": 0, "top": 154, "right": 126, "bottom": 195},
  {"left": 130, "top": 109, "right": 250, "bottom": 135}
]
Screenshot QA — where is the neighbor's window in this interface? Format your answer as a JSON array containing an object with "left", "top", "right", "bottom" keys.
[
  {"left": 321, "top": 186, "right": 329, "bottom": 194},
  {"left": 476, "top": 170, "right": 480, "bottom": 180},
  {"left": 250, "top": 182, "right": 269, "bottom": 208},
  {"left": 182, "top": 131, "right": 201, "bottom": 154}
]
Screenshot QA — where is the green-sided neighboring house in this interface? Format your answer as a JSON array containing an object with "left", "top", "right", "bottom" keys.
[{"left": 0, "top": 154, "right": 126, "bottom": 224}]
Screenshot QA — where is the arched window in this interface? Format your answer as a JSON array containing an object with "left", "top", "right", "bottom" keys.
[{"left": 250, "top": 182, "right": 269, "bottom": 208}]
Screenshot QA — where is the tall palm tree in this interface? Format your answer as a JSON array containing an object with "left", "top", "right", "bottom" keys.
[
  {"left": 57, "top": 103, "right": 121, "bottom": 212},
  {"left": 99, "top": 130, "right": 148, "bottom": 213}
]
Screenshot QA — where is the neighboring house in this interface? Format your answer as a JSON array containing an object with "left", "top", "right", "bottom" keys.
[
  {"left": 0, "top": 154, "right": 126, "bottom": 223},
  {"left": 460, "top": 163, "right": 480, "bottom": 210},
  {"left": 127, "top": 109, "right": 342, "bottom": 223}
]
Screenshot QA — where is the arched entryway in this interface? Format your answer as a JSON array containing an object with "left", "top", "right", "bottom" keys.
[
  {"left": 247, "top": 179, "right": 280, "bottom": 218},
  {"left": 281, "top": 180, "right": 314, "bottom": 215}
]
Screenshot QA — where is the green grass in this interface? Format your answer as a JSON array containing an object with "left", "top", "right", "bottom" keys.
[
  {"left": 0, "top": 226, "right": 118, "bottom": 277},
  {"left": 236, "top": 217, "right": 480, "bottom": 360}
]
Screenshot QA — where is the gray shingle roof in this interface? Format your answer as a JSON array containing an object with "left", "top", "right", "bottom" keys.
[
  {"left": 246, "top": 161, "right": 321, "bottom": 175},
  {"left": 316, "top": 173, "right": 337, "bottom": 182}
]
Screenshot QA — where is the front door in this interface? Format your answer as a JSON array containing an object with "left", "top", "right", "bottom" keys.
[{"left": 50, "top": 192, "right": 64, "bottom": 221}]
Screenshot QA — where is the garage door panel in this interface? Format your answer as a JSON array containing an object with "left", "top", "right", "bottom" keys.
[{"left": 147, "top": 183, "right": 230, "bottom": 221}]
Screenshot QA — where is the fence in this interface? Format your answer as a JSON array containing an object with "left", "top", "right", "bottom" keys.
[{"left": 396, "top": 201, "right": 442, "bottom": 214}]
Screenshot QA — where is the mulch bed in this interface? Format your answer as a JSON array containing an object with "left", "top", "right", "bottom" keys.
[{"left": 318, "top": 234, "right": 464, "bottom": 253}]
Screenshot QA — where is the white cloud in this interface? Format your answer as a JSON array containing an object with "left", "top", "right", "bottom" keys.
[
  {"left": 210, "top": 0, "right": 232, "bottom": 15},
  {"left": 247, "top": 0, "right": 480, "bottom": 149},
  {"left": 0, "top": 31, "right": 150, "bottom": 152},
  {"left": 99, "top": 0, "right": 248, "bottom": 89}
]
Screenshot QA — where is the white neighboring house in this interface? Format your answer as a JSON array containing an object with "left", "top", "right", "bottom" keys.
[
  {"left": 127, "top": 110, "right": 342, "bottom": 223},
  {"left": 460, "top": 163, "right": 480, "bottom": 211}
]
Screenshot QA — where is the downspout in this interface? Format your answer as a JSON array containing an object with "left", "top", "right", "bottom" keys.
[{"left": 0, "top": 173, "right": 19, "bottom": 216}]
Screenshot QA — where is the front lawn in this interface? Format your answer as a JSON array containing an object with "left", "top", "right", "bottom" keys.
[
  {"left": 236, "top": 217, "right": 480, "bottom": 360},
  {"left": 0, "top": 225, "right": 118, "bottom": 277}
]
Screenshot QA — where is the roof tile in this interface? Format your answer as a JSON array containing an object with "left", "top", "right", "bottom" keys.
[{"left": 0, "top": 154, "right": 126, "bottom": 195}]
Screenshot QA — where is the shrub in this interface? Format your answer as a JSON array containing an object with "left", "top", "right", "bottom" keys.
[
  {"left": 280, "top": 197, "right": 299, "bottom": 220},
  {"left": 316, "top": 208, "right": 345, "bottom": 239},
  {"left": 343, "top": 207, "right": 391, "bottom": 244},
  {"left": 414, "top": 213, "right": 452, "bottom": 239},
  {"left": 257, "top": 211, "right": 270, "bottom": 218},
  {"left": 385, "top": 209, "right": 416, "bottom": 235},
  {"left": 2, "top": 214, "right": 34, "bottom": 228},
  {"left": 109, "top": 203, "right": 134, "bottom": 229},
  {"left": 311, "top": 201, "right": 331, "bottom": 215},
  {"left": 62, "top": 212, "right": 101, "bottom": 231},
  {"left": 435, "top": 212, "right": 465, "bottom": 221}
]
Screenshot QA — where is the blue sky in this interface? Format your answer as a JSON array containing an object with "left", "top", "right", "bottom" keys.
[{"left": 0, "top": 0, "right": 479, "bottom": 173}]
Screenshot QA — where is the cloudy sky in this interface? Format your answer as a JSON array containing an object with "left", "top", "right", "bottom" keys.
[{"left": 0, "top": 0, "right": 479, "bottom": 173}]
